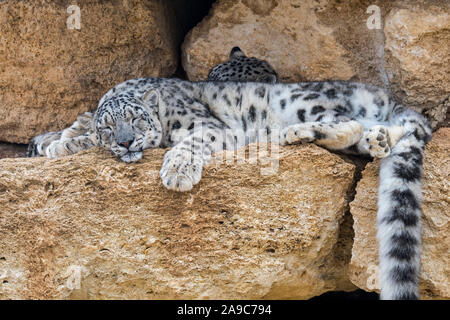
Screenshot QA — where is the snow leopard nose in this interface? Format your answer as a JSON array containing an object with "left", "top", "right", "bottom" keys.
[{"left": 118, "top": 139, "right": 133, "bottom": 149}]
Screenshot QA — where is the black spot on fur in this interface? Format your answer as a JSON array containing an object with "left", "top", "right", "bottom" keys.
[
  {"left": 397, "top": 147, "right": 423, "bottom": 166},
  {"left": 255, "top": 86, "right": 266, "bottom": 98},
  {"left": 334, "top": 105, "right": 348, "bottom": 114},
  {"left": 290, "top": 94, "right": 302, "bottom": 102},
  {"left": 324, "top": 89, "right": 337, "bottom": 99},
  {"left": 303, "top": 93, "right": 320, "bottom": 100},
  {"left": 261, "top": 110, "right": 267, "bottom": 120},
  {"left": 384, "top": 207, "right": 419, "bottom": 227},
  {"left": 393, "top": 162, "right": 422, "bottom": 182},
  {"left": 311, "top": 105, "right": 325, "bottom": 115},
  {"left": 241, "top": 116, "right": 247, "bottom": 132},
  {"left": 249, "top": 105, "right": 256, "bottom": 122},
  {"left": 297, "top": 109, "right": 306, "bottom": 122},
  {"left": 280, "top": 99, "right": 286, "bottom": 110},
  {"left": 313, "top": 131, "right": 326, "bottom": 140},
  {"left": 388, "top": 232, "right": 418, "bottom": 262},
  {"left": 391, "top": 265, "right": 417, "bottom": 284},
  {"left": 391, "top": 189, "right": 419, "bottom": 211},
  {"left": 357, "top": 107, "right": 367, "bottom": 117},
  {"left": 188, "top": 123, "right": 195, "bottom": 130},
  {"left": 223, "top": 94, "right": 231, "bottom": 107}
]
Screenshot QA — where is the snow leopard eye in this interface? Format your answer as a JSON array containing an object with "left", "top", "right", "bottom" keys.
[{"left": 98, "top": 126, "right": 112, "bottom": 133}]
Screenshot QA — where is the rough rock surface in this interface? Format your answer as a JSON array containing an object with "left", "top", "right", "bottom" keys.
[
  {"left": 0, "top": 0, "right": 179, "bottom": 144},
  {"left": 0, "top": 144, "right": 356, "bottom": 299},
  {"left": 182, "top": 0, "right": 449, "bottom": 128},
  {"left": 182, "top": 0, "right": 355, "bottom": 83},
  {"left": 384, "top": 6, "right": 450, "bottom": 129},
  {"left": 349, "top": 128, "right": 450, "bottom": 299}
]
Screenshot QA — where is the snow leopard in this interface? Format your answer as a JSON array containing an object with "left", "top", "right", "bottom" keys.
[{"left": 27, "top": 47, "right": 277, "bottom": 158}]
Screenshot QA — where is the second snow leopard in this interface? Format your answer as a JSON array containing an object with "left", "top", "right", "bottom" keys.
[{"left": 27, "top": 47, "right": 277, "bottom": 157}]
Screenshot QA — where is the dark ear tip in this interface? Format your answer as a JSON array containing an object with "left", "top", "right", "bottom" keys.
[
  {"left": 230, "top": 46, "right": 244, "bottom": 58},
  {"left": 231, "top": 46, "right": 242, "bottom": 53}
]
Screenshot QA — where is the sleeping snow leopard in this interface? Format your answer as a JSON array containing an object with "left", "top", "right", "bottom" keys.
[
  {"left": 27, "top": 47, "right": 277, "bottom": 157},
  {"left": 208, "top": 46, "right": 278, "bottom": 83}
]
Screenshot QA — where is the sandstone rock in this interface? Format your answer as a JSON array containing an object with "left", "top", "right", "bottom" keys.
[
  {"left": 384, "top": 5, "right": 450, "bottom": 129},
  {"left": 182, "top": 0, "right": 355, "bottom": 83},
  {"left": 349, "top": 128, "right": 450, "bottom": 299},
  {"left": 0, "top": 144, "right": 355, "bottom": 299},
  {"left": 0, "top": 0, "right": 179, "bottom": 144}
]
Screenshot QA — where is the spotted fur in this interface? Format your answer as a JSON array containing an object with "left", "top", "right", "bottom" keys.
[{"left": 207, "top": 47, "right": 278, "bottom": 83}]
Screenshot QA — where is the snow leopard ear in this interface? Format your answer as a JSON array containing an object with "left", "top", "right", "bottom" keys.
[
  {"left": 142, "top": 89, "right": 159, "bottom": 106},
  {"left": 77, "top": 112, "right": 94, "bottom": 129},
  {"left": 229, "top": 46, "right": 245, "bottom": 59}
]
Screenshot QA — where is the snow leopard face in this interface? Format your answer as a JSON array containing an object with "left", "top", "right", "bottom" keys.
[{"left": 94, "top": 90, "right": 162, "bottom": 163}]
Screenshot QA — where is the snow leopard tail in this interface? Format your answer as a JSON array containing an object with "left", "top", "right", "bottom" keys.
[{"left": 377, "top": 105, "right": 432, "bottom": 300}]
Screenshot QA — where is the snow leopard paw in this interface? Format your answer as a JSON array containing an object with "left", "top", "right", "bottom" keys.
[
  {"left": 280, "top": 124, "right": 315, "bottom": 146},
  {"left": 160, "top": 149, "right": 203, "bottom": 192},
  {"left": 364, "top": 125, "right": 391, "bottom": 158}
]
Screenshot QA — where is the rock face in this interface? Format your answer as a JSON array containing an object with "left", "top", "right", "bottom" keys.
[
  {"left": 0, "top": 144, "right": 356, "bottom": 299},
  {"left": 182, "top": 0, "right": 449, "bottom": 128},
  {"left": 349, "top": 128, "right": 450, "bottom": 299},
  {"left": 182, "top": 0, "right": 355, "bottom": 83},
  {"left": 0, "top": 0, "right": 179, "bottom": 144},
  {"left": 384, "top": 6, "right": 450, "bottom": 129}
]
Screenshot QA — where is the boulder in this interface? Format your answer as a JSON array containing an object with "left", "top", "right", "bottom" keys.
[
  {"left": 384, "top": 6, "right": 450, "bottom": 129},
  {"left": 182, "top": 0, "right": 355, "bottom": 83},
  {"left": 0, "top": 0, "right": 179, "bottom": 144},
  {"left": 349, "top": 128, "right": 450, "bottom": 299},
  {"left": 0, "top": 144, "right": 356, "bottom": 299}
]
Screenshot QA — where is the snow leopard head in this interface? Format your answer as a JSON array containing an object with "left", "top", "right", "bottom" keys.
[
  {"left": 94, "top": 90, "right": 162, "bottom": 163},
  {"left": 207, "top": 46, "right": 278, "bottom": 83}
]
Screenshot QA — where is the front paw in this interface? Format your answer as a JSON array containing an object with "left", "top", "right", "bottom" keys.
[
  {"left": 280, "top": 124, "right": 315, "bottom": 146},
  {"left": 120, "top": 151, "right": 143, "bottom": 163},
  {"left": 160, "top": 150, "right": 203, "bottom": 192}
]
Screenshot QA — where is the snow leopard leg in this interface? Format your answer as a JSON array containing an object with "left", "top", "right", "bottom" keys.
[
  {"left": 46, "top": 133, "right": 96, "bottom": 158},
  {"left": 376, "top": 106, "right": 431, "bottom": 300},
  {"left": 280, "top": 120, "right": 364, "bottom": 150},
  {"left": 27, "top": 112, "right": 94, "bottom": 158},
  {"left": 27, "top": 131, "right": 62, "bottom": 157},
  {"left": 160, "top": 125, "right": 235, "bottom": 192}
]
